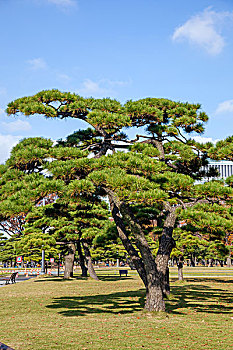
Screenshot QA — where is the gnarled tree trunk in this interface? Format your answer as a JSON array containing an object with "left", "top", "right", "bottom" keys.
[
  {"left": 156, "top": 207, "right": 176, "bottom": 294},
  {"left": 82, "top": 240, "right": 99, "bottom": 281},
  {"left": 107, "top": 190, "right": 177, "bottom": 312},
  {"left": 63, "top": 242, "right": 76, "bottom": 279},
  {"left": 77, "top": 240, "right": 88, "bottom": 277},
  {"left": 120, "top": 203, "right": 165, "bottom": 311},
  {"left": 107, "top": 190, "right": 148, "bottom": 288}
]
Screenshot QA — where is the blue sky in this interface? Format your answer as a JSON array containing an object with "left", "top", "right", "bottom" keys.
[{"left": 0, "top": 0, "right": 233, "bottom": 162}]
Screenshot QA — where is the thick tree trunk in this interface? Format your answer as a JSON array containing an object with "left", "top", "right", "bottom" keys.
[
  {"left": 208, "top": 259, "right": 213, "bottom": 267},
  {"left": 63, "top": 242, "right": 76, "bottom": 279},
  {"left": 76, "top": 240, "right": 88, "bottom": 277},
  {"left": 145, "top": 281, "right": 165, "bottom": 311},
  {"left": 82, "top": 240, "right": 99, "bottom": 281},
  {"left": 178, "top": 265, "right": 183, "bottom": 280},
  {"left": 155, "top": 207, "right": 176, "bottom": 295},
  {"left": 219, "top": 260, "right": 224, "bottom": 267},
  {"left": 177, "top": 257, "right": 184, "bottom": 281},
  {"left": 226, "top": 256, "right": 232, "bottom": 267},
  {"left": 153, "top": 139, "right": 165, "bottom": 160},
  {"left": 107, "top": 190, "right": 148, "bottom": 288},
  {"left": 107, "top": 189, "right": 175, "bottom": 311},
  {"left": 190, "top": 255, "right": 195, "bottom": 267},
  {"left": 120, "top": 203, "right": 165, "bottom": 311}
]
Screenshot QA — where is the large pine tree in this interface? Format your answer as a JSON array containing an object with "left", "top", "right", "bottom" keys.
[{"left": 7, "top": 90, "right": 233, "bottom": 311}]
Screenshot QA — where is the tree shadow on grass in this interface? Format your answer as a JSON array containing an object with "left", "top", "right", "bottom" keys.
[
  {"left": 34, "top": 275, "right": 133, "bottom": 283},
  {"left": 184, "top": 278, "right": 233, "bottom": 284},
  {"left": 46, "top": 282, "right": 233, "bottom": 317},
  {"left": 98, "top": 275, "right": 134, "bottom": 282},
  {"left": 167, "top": 283, "right": 233, "bottom": 315},
  {"left": 47, "top": 289, "right": 146, "bottom": 316},
  {"left": 34, "top": 277, "right": 75, "bottom": 283}
]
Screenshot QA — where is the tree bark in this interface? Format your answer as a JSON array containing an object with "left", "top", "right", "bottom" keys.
[
  {"left": 63, "top": 242, "right": 76, "bottom": 279},
  {"left": 155, "top": 206, "right": 176, "bottom": 295},
  {"left": 120, "top": 203, "right": 165, "bottom": 311},
  {"left": 190, "top": 255, "right": 195, "bottom": 267},
  {"left": 107, "top": 189, "right": 177, "bottom": 311},
  {"left": 208, "top": 259, "right": 213, "bottom": 267},
  {"left": 107, "top": 190, "right": 148, "bottom": 288},
  {"left": 76, "top": 240, "right": 88, "bottom": 277},
  {"left": 219, "top": 260, "right": 224, "bottom": 267},
  {"left": 177, "top": 257, "right": 184, "bottom": 281},
  {"left": 178, "top": 265, "right": 183, "bottom": 280},
  {"left": 153, "top": 139, "right": 165, "bottom": 160},
  {"left": 82, "top": 240, "right": 99, "bottom": 281},
  {"left": 226, "top": 256, "right": 232, "bottom": 267}
]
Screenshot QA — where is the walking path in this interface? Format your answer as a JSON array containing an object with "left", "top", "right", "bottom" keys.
[{"left": 0, "top": 276, "right": 33, "bottom": 287}]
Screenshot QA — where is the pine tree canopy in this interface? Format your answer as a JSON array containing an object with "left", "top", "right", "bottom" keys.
[
  {"left": 3, "top": 90, "right": 233, "bottom": 311},
  {"left": 206, "top": 136, "right": 233, "bottom": 161}
]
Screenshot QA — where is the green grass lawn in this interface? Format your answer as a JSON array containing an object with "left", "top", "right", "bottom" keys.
[{"left": 0, "top": 270, "right": 232, "bottom": 350}]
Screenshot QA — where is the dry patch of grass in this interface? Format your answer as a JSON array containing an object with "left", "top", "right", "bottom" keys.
[{"left": 0, "top": 271, "right": 233, "bottom": 350}]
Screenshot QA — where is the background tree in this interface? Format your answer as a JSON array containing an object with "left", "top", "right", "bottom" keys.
[
  {"left": 0, "top": 136, "right": 118, "bottom": 278},
  {"left": 0, "top": 142, "right": 64, "bottom": 267},
  {"left": 23, "top": 194, "right": 113, "bottom": 279}
]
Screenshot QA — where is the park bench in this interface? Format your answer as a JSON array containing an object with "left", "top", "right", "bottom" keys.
[
  {"left": 0, "top": 272, "right": 18, "bottom": 285},
  {"left": 119, "top": 269, "right": 128, "bottom": 277}
]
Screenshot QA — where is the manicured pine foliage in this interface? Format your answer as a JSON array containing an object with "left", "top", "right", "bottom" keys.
[
  {"left": 0, "top": 137, "right": 122, "bottom": 278},
  {"left": 6, "top": 90, "right": 233, "bottom": 312},
  {"left": 23, "top": 191, "right": 117, "bottom": 279},
  {"left": 205, "top": 136, "right": 233, "bottom": 161},
  {"left": 0, "top": 139, "right": 64, "bottom": 264}
]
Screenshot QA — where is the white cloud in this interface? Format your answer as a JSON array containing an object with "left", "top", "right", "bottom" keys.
[
  {"left": 0, "top": 134, "right": 20, "bottom": 164},
  {"left": 0, "top": 88, "right": 7, "bottom": 96},
  {"left": 172, "top": 8, "right": 232, "bottom": 55},
  {"left": 78, "top": 78, "right": 130, "bottom": 97},
  {"left": 215, "top": 99, "right": 233, "bottom": 114},
  {"left": 79, "top": 79, "right": 108, "bottom": 97},
  {"left": 56, "top": 73, "right": 72, "bottom": 83},
  {"left": 193, "top": 136, "right": 218, "bottom": 144},
  {"left": 1, "top": 120, "right": 32, "bottom": 133},
  {"left": 103, "top": 79, "right": 131, "bottom": 87},
  {"left": 27, "top": 57, "right": 47, "bottom": 70},
  {"left": 47, "top": 0, "right": 76, "bottom": 7}
]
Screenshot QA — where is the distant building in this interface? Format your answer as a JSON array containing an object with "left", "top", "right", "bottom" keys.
[{"left": 201, "top": 160, "right": 233, "bottom": 182}]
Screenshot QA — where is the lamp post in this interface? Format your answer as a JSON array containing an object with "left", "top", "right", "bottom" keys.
[
  {"left": 41, "top": 198, "right": 46, "bottom": 275},
  {"left": 58, "top": 253, "right": 61, "bottom": 277},
  {"left": 41, "top": 247, "right": 45, "bottom": 274}
]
